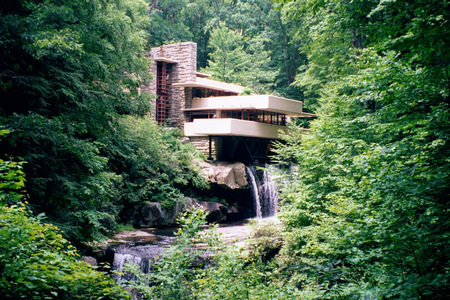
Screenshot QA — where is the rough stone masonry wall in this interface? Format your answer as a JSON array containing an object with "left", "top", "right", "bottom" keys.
[
  {"left": 144, "top": 42, "right": 197, "bottom": 128},
  {"left": 141, "top": 42, "right": 222, "bottom": 159},
  {"left": 189, "top": 137, "right": 221, "bottom": 160},
  {"left": 185, "top": 87, "right": 193, "bottom": 109}
]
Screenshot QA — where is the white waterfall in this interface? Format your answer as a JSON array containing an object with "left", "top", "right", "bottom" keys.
[
  {"left": 246, "top": 166, "right": 279, "bottom": 218},
  {"left": 111, "top": 240, "right": 174, "bottom": 282},
  {"left": 113, "top": 253, "right": 144, "bottom": 283},
  {"left": 262, "top": 169, "right": 278, "bottom": 217},
  {"left": 247, "top": 166, "right": 262, "bottom": 218}
]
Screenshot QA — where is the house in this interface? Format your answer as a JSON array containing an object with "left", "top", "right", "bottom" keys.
[{"left": 142, "top": 42, "right": 314, "bottom": 163}]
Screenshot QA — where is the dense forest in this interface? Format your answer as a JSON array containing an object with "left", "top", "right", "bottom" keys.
[{"left": 1, "top": 0, "right": 449, "bottom": 299}]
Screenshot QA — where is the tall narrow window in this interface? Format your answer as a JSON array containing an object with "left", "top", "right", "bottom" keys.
[{"left": 156, "top": 62, "right": 169, "bottom": 124}]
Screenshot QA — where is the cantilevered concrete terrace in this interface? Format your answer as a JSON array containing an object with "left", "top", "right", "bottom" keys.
[
  {"left": 187, "top": 94, "right": 304, "bottom": 114},
  {"left": 183, "top": 95, "right": 312, "bottom": 139},
  {"left": 184, "top": 118, "right": 283, "bottom": 139}
]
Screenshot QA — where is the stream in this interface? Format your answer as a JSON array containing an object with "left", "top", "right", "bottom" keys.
[
  {"left": 110, "top": 220, "right": 252, "bottom": 282},
  {"left": 110, "top": 165, "right": 279, "bottom": 280}
]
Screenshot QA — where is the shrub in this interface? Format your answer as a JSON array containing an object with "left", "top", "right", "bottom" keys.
[
  {"left": 0, "top": 135, "right": 130, "bottom": 299},
  {"left": 120, "top": 208, "right": 218, "bottom": 300},
  {"left": 0, "top": 204, "right": 131, "bottom": 299}
]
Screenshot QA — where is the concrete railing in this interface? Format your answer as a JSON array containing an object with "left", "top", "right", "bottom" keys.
[
  {"left": 184, "top": 118, "right": 287, "bottom": 139},
  {"left": 189, "top": 95, "right": 303, "bottom": 115}
]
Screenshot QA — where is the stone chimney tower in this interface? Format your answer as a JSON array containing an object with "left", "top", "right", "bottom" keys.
[{"left": 143, "top": 42, "right": 197, "bottom": 128}]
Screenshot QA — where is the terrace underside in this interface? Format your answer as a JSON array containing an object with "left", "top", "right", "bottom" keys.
[
  {"left": 187, "top": 135, "right": 275, "bottom": 164},
  {"left": 218, "top": 136, "right": 275, "bottom": 164}
]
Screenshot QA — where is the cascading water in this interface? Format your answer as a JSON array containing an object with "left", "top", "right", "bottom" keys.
[
  {"left": 262, "top": 169, "right": 278, "bottom": 216},
  {"left": 110, "top": 165, "right": 280, "bottom": 285},
  {"left": 247, "top": 165, "right": 262, "bottom": 218},
  {"left": 246, "top": 165, "right": 279, "bottom": 218},
  {"left": 113, "top": 252, "right": 146, "bottom": 283},
  {"left": 111, "top": 230, "right": 176, "bottom": 282}
]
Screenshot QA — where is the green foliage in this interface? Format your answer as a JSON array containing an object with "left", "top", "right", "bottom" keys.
[
  {"left": 204, "top": 22, "right": 277, "bottom": 93},
  {"left": 120, "top": 208, "right": 219, "bottom": 299},
  {"left": 115, "top": 223, "right": 135, "bottom": 233},
  {"left": 192, "top": 245, "right": 302, "bottom": 300},
  {"left": 145, "top": 0, "right": 305, "bottom": 99},
  {"left": 0, "top": 159, "right": 25, "bottom": 205},
  {"left": 274, "top": 49, "right": 450, "bottom": 298},
  {"left": 3, "top": 1, "right": 448, "bottom": 298},
  {"left": 272, "top": 1, "right": 450, "bottom": 297},
  {"left": 363, "top": 0, "right": 450, "bottom": 67},
  {"left": 192, "top": 218, "right": 302, "bottom": 300},
  {"left": 102, "top": 116, "right": 207, "bottom": 214},
  {"left": 0, "top": 204, "right": 131, "bottom": 300},
  {"left": 277, "top": 0, "right": 360, "bottom": 111},
  {"left": 145, "top": 0, "right": 193, "bottom": 48},
  {"left": 0, "top": 0, "right": 204, "bottom": 245},
  {"left": 277, "top": 0, "right": 450, "bottom": 111},
  {"left": 2, "top": 113, "right": 122, "bottom": 245},
  {"left": 246, "top": 218, "right": 283, "bottom": 262},
  {"left": 121, "top": 209, "right": 302, "bottom": 300},
  {"left": 205, "top": 23, "right": 250, "bottom": 83},
  {"left": 0, "top": 130, "right": 26, "bottom": 205},
  {"left": 1, "top": 115, "right": 206, "bottom": 245},
  {"left": 0, "top": 150, "right": 130, "bottom": 299},
  {"left": 0, "top": 129, "right": 27, "bottom": 206}
]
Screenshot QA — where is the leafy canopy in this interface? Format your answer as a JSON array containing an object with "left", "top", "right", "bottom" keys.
[
  {"left": 0, "top": 131, "right": 130, "bottom": 299},
  {"left": 273, "top": 0, "right": 450, "bottom": 298},
  {"left": 0, "top": 0, "right": 200, "bottom": 245}
]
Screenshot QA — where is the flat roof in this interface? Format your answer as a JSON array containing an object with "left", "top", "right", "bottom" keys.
[
  {"left": 183, "top": 106, "right": 258, "bottom": 112},
  {"left": 196, "top": 72, "right": 211, "bottom": 78},
  {"left": 184, "top": 95, "right": 305, "bottom": 115},
  {"left": 173, "top": 77, "right": 244, "bottom": 94},
  {"left": 154, "top": 57, "right": 179, "bottom": 63}
]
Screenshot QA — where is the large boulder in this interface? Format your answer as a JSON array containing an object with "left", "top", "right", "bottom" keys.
[
  {"left": 195, "top": 200, "right": 228, "bottom": 223},
  {"left": 80, "top": 256, "right": 98, "bottom": 267},
  {"left": 141, "top": 202, "right": 164, "bottom": 225},
  {"left": 226, "top": 205, "right": 242, "bottom": 221},
  {"left": 197, "top": 161, "right": 248, "bottom": 189},
  {"left": 135, "top": 201, "right": 183, "bottom": 227},
  {"left": 133, "top": 198, "right": 229, "bottom": 227}
]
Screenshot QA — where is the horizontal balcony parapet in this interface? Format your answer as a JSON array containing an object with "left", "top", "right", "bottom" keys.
[
  {"left": 188, "top": 95, "right": 303, "bottom": 115},
  {"left": 184, "top": 118, "right": 287, "bottom": 140}
]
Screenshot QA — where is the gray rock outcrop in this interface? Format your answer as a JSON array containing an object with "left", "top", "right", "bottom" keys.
[
  {"left": 134, "top": 197, "right": 229, "bottom": 227},
  {"left": 135, "top": 201, "right": 183, "bottom": 227},
  {"left": 194, "top": 200, "right": 228, "bottom": 223},
  {"left": 141, "top": 202, "right": 164, "bottom": 225},
  {"left": 197, "top": 160, "right": 248, "bottom": 189},
  {"left": 80, "top": 256, "right": 98, "bottom": 266},
  {"left": 130, "top": 161, "right": 250, "bottom": 227}
]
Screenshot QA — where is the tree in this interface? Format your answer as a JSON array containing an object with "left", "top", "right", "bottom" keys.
[
  {"left": 204, "top": 22, "right": 276, "bottom": 93},
  {"left": 100, "top": 116, "right": 208, "bottom": 222},
  {"left": 0, "top": 203, "right": 132, "bottom": 299},
  {"left": 0, "top": 0, "right": 152, "bottom": 245},
  {"left": 145, "top": 0, "right": 193, "bottom": 48},
  {"left": 266, "top": 8, "right": 306, "bottom": 101},
  {"left": 204, "top": 23, "right": 250, "bottom": 83},
  {"left": 145, "top": 0, "right": 306, "bottom": 98},
  {"left": 0, "top": 130, "right": 130, "bottom": 299},
  {"left": 276, "top": 0, "right": 362, "bottom": 111},
  {"left": 0, "top": 0, "right": 209, "bottom": 246},
  {"left": 273, "top": 0, "right": 450, "bottom": 298}
]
